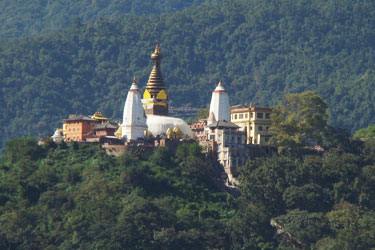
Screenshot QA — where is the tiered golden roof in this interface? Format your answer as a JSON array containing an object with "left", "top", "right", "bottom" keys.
[{"left": 146, "top": 41, "right": 166, "bottom": 96}]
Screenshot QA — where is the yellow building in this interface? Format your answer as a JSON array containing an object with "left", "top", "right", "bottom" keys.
[{"left": 230, "top": 106, "right": 272, "bottom": 145}]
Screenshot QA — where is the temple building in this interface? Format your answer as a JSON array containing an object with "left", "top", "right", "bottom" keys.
[
  {"left": 230, "top": 105, "right": 272, "bottom": 144},
  {"left": 189, "top": 81, "right": 275, "bottom": 186},
  {"left": 53, "top": 42, "right": 275, "bottom": 186},
  {"left": 62, "top": 112, "right": 116, "bottom": 142},
  {"left": 63, "top": 115, "right": 100, "bottom": 142},
  {"left": 142, "top": 42, "right": 168, "bottom": 116},
  {"left": 205, "top": 82, "right": 247, "bottom": 185},
  {"left": 208, "top": 81, "right": 230, "bottom": 124},
  {"left": 132, "top": 42, "right": 193, "bottom": 139},
  {"left": 52, "top": 129, "right": 64, "bottom": 143},
  {"left": 121, "top": 77, "right": 148, "bottom": 141},
  {"left": 94, "top": 121, "right": 118, "bottom": 137}
]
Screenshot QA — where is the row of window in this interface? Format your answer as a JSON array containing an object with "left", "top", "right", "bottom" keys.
[
  {"left": 244, "top": 126, "right": 269, "bottom": 131},
  {"left": 68, "top": 128, "right": 81, "bottom": 132},
  {"left": 258, "top": 126, "right": 270, "bottom": 131},
  {"left": 217, "top": 135, "right": 244, "bottom": 144},
  {"left": 232, "top": 112, "right": 271, "bottom": 120}
]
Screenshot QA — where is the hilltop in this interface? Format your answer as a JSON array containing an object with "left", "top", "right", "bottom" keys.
[
  {"left": 1, "top": 114, "right": 375, "bottom": 249},
  {"left": 1, "top": 0, "right": 375, "bottom": 147}
]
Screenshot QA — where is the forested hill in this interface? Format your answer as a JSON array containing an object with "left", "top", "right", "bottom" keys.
[
  {"left": 1, "top": 0, "right": 375, "bottom": 147},
  {"left": 0, "top": 0, "right": 210, "bottom": 38},
  {"left": 1, "top": 116, "right": 375, "bottom": 248}
]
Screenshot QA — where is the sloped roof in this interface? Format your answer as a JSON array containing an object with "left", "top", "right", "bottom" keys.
[
  {"left": 64, "top": 115, "right": 97, "bottom": 122},
  {"left": 208, "top": 120, "right": 239, "bottom": 129},
  {"left": 94, "top": 121, "right": 118, "bottom": 130}
]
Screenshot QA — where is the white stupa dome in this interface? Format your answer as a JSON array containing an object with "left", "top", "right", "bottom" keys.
[
  {"left": 146, "top": 114, "right": 193, "bottom": 138},
  {"left": 52, "top": 129, "right": 64, "bottom": 143}
]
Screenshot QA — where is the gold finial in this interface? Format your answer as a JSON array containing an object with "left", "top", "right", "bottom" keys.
[
  {"left": 166, "top": 127, "right": 174, "bottom": 139},
  {"left": 218, "top": 80, "right": 223, "bottom": 87},
  {"left": 173, "top": 126, "right": 183, "bottom": 139},
  {"left": 155, "top": 40, "right": 160, "bottom": 53},
  {"left": 132, "top": 77, "right": 137, "bottom": 85},
  {"left": 151, "top": 40, "right": 162, "bottom": 60}
]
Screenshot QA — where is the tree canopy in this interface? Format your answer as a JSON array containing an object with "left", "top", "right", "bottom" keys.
[
  {"left": 1, "top": 93, "right": 375, "bottom": 248},
  {"left": 269, "top": 91, "right": 329, "bottom": 155},
  {"left": 0, "top": 0, "right": 210, "bottom": 38},
  {"left": 354, "top": 125, "right": 375, "bottom": 139},
  {"left": 1, "top": 0, "right": 375, "bottom": 148}
]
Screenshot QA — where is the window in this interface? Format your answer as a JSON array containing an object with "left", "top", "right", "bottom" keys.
[
  {"left": 250, "top": 126, "right": 253, "bottom": 130},
  {"left": 266, "top": 113, "right": 271, "bottom": 119},
  {"left": 257, "top": 113, "right": 263, "bottom": 119},
  {"left": 245, "top": 113, "right": 248, "bottom": 118},
  {"left": 266, "top": 126, "right": 269, "bottom": 131},
  {"left": 239, "top": 114, "right": 243, "bottom": 119},
  {"left": 234, "top": 114, "right": 237, "bottom": 119},
  {"left": 250, "top": 113, "right": 253, "bottom": 118},
  {"left": 259, "top": 126, "right": 263, "bottom": 131}
]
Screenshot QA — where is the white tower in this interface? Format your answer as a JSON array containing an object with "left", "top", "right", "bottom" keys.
[
  {"left": 209, "top": 81, "right": 230, "bottom": 123},
  {"left": 122, "top": 78, "right": 147, "bottom": 140}
]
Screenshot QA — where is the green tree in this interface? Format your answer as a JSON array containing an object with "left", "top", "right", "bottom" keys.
[
  {"left": 4, "top": 138, "right": 43, "bottom": 164},
  {"left": 274, "top": 209, "right": 329, "bottom": 249},
  {"left": 354, "top": 125, "right": 375, "bottom": 139},
  {"left": 269, "top": 91, "right": 328, "bottom": 155}
]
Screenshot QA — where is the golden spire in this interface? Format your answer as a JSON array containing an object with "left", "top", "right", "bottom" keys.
[
  {"left": 218, "top": 80, "right": 223, "bottom": 87},
  {"left": 146, "top": 41, "right": 165, "bottom": 94},
  {"left": 132, "top": 77, "right": 137, "bottom": 85}
]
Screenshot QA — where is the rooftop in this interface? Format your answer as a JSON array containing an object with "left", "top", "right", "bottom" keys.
[
  {"left": 94, "top": 121, "right": 118, "bottom": 130},
  {"left": 231, "top": 106, "right": 272, "bottom": 112},
  {"left": 208, "top": 120, "right": 239, "bottom": 129},
  {"left": 64, "top": 115, "right": 98, "bottom": 122}
]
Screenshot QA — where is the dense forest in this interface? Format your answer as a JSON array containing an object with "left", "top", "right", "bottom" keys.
[
  {"left": 1, "top": 92, "right": 375, "bottom": 249},
  {"left": 0, "top": 0, "right": 210, "bottom": 38},
  {"left": 1, "top": 0, "right": 375, "bottom": 148}
]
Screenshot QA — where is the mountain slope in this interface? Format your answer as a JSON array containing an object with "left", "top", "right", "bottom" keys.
[
  {"left": 1, "top": 0, "right": 375, "bottom": 147},
  {"left": 0, "top": 0, "right": 209, "bottom": 38}
]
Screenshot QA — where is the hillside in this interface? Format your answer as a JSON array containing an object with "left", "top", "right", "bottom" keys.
[
  {"left": 1, "top": 119, "right": 375, "bottom": 248},
  {"left": 1, "top": 0, "right": 375, "bottom": 147},
  {"left": 0, "top": 0, "right": 210, "bottom": 38}
]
